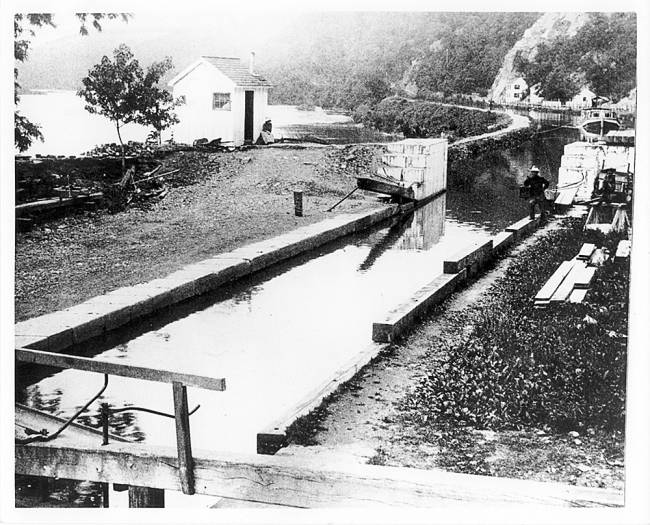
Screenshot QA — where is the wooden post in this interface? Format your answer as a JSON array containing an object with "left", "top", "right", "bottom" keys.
[
  {"left": 128, "top": 486, "right": 165, "bottom": 508},
  {"left": 293, "top": 190, "right": 303, "bottom": 217},
  {"left": 36, "top": 476, "right": 50, "bottom": 502},
  {"left": 100, "top": 403, "right": 110, "bottom": 446},
  {"left": 101, "top": 482, "right": 110, "bottom": 508},
  {"left": 172, "top": 381, "right": 195, "bottom": 495}
]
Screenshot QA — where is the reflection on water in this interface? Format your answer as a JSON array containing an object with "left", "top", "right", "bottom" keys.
[
  {"left": 18, "top": 193, "right": 491, "bottom": 457},
  {"left": 398, "top": 193, "right": 446, "bottom": 250}
]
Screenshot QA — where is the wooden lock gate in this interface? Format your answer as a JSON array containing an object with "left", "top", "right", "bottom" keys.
[{"left": 15, "top": 347, "right": 226, "bottom": 505}]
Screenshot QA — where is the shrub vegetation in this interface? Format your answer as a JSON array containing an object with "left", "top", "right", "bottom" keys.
[
  {"left": 354, "top": 98, "right": 508, "bottom": 141},
  {"left": 403, "top": 219, "right": 628, "bottom": 432}
]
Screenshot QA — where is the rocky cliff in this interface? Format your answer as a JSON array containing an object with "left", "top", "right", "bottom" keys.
[{"left": 488, "top": 12, "right": 591, "bottom": 102}]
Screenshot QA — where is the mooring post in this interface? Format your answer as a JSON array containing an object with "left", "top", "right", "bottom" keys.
[
  {"left": 294, "top": 190, "right": 303, "bottom": 217},
  {"left": 172, "top": 381, "right": 195, "bottom": 495},
  {"left": 128, "top": 486, "right": 165, "bottom": 508}
]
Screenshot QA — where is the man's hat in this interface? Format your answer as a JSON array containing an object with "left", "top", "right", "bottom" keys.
[{"left": 529, "top": 165, "right": 540, "bottom": 172}]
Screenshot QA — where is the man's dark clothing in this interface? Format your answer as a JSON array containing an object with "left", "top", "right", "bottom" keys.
[
  {"left": 524, "top": 173, "right": 550, "bottom": 198},
  {"left": 524, "top": 173, "right": 550, "bottom": 219}
]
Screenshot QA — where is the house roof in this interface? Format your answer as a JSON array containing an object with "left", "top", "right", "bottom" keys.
[{"left": 168, "top": 56, "right": 272, "bottom": 88}]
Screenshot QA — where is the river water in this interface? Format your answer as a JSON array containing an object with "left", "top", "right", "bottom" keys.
[
  {"left": 16, "top": 94, "right": 580, "bottom": 505},
  {"left": 17, "top": 91, "right": 393, "bottom": 155}
]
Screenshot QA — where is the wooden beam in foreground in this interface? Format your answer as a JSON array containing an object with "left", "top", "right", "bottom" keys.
[
  {"left": 15, "top": 348, "right": 226, "bottom": 391},
  {"left": 16, "top": 441, "right": 622, "bottom": 508}
]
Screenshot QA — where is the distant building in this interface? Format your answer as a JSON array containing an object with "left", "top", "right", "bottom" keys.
[
  {"left": 505, "top": 77, "right": 528, "bottom": 103},
  {"left": 169, "top": 54, "right": 272, "bottom": 146},
  {"left": 526, "top": 84, "right": 544, "bottom": 105},
  {"left": 568, "top": 87, "right": 596, "bottom": 109}
]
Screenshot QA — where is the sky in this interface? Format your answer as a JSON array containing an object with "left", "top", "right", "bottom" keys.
[{"left": 28, "top": 11, "right": 301, "bottom": 50}]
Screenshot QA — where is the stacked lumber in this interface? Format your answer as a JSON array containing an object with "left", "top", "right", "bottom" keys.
[
  {"left": 615, "top": 239, "right": 631, "bottom": 261},
  {"left": 534, "top": 244, "right": 598, "bottom": 307},
  {"left": 554, "top": 187, "right": 578, "bottom": 206}
]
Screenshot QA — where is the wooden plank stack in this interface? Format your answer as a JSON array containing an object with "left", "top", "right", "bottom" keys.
[
  {"left": 534, "top": 243, "right": 598, "bottom": 307},
  {"left": 554, "top": 187, "right": 579, "bottom": 206},
  {"left": 615, "top": 239, "right": 631, "bottom": 261}
]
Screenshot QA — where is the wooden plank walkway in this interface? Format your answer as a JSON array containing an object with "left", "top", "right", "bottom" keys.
[{"left": 15, "top": 439, "right": 622, "bottom": 508}]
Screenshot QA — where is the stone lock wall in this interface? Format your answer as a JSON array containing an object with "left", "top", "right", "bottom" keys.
[{"left": 380, "top": 138, "right": 448, "bottom": 200}]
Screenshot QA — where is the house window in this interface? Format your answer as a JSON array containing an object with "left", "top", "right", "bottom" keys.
[
  {"left": 514, "top": 84, "right": 520, "bottom": 89},
  {"left": 514, "top": 93, "right": 519, "bottom": 98},
  {"left": 212, "top": 93, "right": 231, "bottom": 110}
]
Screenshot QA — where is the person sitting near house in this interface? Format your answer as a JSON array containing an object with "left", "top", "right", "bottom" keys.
[
  {"left": 523, "top": 165, "right": 550, "bottom": 220},
  {"left": 257, "top": 119, "right": 275, "bottom": 145}
]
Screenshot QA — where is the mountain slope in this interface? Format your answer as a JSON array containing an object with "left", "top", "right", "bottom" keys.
[{"left": 488, "top": 12, "right": 591, "bottom": 101}]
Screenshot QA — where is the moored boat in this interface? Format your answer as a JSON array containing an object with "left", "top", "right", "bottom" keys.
[{"left": 579, "top": 107, "right": 621, "bottom": 142}]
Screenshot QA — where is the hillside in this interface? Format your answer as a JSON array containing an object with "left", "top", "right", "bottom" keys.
[
  {"left": 17, "top": 12, "right": 539, "bottom": 101},
  {"left": 16, "top": 12, "right": 636, "bottom": 110},
  {"left": 490, "top": 12, "right": 637, "bottom": 103}
]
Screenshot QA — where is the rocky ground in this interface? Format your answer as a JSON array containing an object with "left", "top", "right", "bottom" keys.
[{"left": 15, "top": 144, "right": 384, "bottom": 321}]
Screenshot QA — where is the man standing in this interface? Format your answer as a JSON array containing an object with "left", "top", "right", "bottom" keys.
[{"left": 523, "top": 166, "right": 550, "bottom": 220}]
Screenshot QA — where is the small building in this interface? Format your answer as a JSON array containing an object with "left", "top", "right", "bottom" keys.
[
  {"left": 568, "top": 87, "right": 596, "bottom": 110},
  {"left": 527, "top": 84, "right": 544, "bottom": 105},
  {"left": 169, "top": 54, "right": 272, "bottom": 146},
  {"left": 505, "top": 77, "right": 528, "bottom": 103}
]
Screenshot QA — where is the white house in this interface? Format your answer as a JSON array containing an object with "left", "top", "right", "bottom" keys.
[
  {"left": 527, "top": 84, "right": 544, "bottom": 105},
  {"left": 505, "top": 77, "right": 528, "bottom": 103},
  {"left": 568, "top": 87, "right": 596, "bottom": 109},
  {"left": 169, "top": 54, "right": 272, "bottom": 146}
]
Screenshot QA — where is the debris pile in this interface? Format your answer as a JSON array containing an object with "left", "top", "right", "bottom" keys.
[
  {"left": 317, "top": 144, "right": 386, "bottom": 179},
  {"left": 84, "top": 141, "right": 158, "bottom": 158}
]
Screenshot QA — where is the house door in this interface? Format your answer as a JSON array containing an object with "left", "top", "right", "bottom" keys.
[{"left": 244, "top": 91, "right": 254, "bottom": 143}]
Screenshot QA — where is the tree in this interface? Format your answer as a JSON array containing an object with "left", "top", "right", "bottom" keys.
[
  {"left": 78, "top": 44, "right": 179, "bottom": 170},
  {"left": 516, "top": 39, "right": 582, "bottom": 102},
  {"left": 414, "top": 13, "right": 541, "bottom": 97},
  {"left": 14, "top": 13, "right": 131, "bottom": 152},
  {"left": 136, "top": 58, "right": 181, "bottom": 145},
  {"left": 516, "top": 13, "right": 636, "bottom": 103}
]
